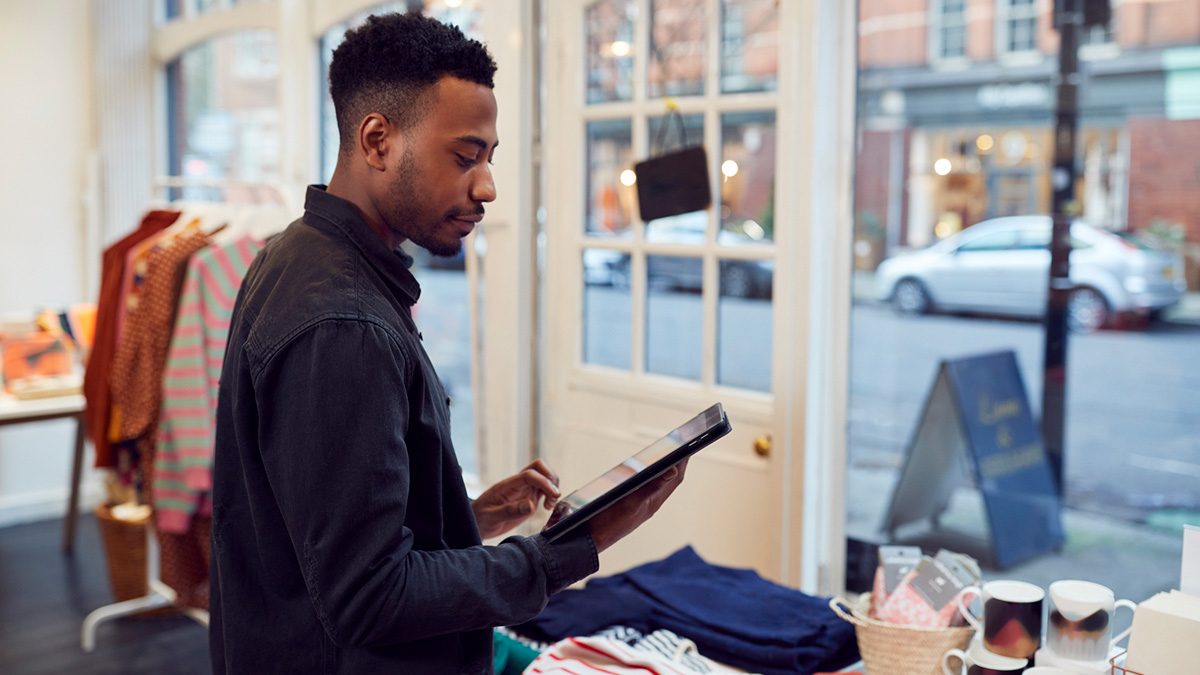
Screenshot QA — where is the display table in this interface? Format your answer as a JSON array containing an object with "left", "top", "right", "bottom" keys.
[{"left": 0, "top": 392, "right": 87, "bottom": 553}]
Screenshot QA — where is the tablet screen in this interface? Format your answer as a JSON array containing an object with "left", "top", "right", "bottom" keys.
[{"left": 542, "top": 404, "right": 728, "bottom": 539}]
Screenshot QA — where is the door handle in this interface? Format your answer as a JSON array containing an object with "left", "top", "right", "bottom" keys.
[{"left": 754, "top": 435, "right": 772, "bottom": 458}]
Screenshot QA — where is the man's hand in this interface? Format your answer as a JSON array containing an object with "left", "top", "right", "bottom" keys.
[
  {"left": 588, "top": 459, "right": 688, "bottom": 553},
  {"left": 472, "top": 459, "right": 561, "bottom": 540}
]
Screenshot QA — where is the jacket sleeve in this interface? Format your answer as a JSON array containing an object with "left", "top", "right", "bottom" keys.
[{"left": 251, "top": 318, "right": 597, "bottom": 648}]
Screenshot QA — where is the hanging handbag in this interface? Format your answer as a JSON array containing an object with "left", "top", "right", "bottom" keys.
[{"left": 633, "top": 105, "right": 711, "bottom": 222}]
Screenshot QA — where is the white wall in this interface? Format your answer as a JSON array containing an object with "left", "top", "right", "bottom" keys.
[{"left": 0, "top": 0, "right": 105, "bottom": 526}]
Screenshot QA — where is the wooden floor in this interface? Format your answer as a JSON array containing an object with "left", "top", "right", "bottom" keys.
[{"left": 0, "top": 513, "right": 209, "bottom": 675}]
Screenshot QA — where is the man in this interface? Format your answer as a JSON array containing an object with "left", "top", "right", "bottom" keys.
[{"left": 209, "top": 13, "right": 686, "bottom": 675}]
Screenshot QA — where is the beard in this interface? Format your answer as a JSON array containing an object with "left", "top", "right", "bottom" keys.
[{"left": 385, "top": 147, "right": 464, "bottom": 257}]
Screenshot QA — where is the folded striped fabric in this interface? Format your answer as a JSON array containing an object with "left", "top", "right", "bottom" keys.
[{"left": 526, "top": 636, "right": 753, "bottom": 675}]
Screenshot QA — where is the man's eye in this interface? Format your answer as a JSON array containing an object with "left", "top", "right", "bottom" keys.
[{"left": 457, "top": 155, "right": 477, "bottom": 167}]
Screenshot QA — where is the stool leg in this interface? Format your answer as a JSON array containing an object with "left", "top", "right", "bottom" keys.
[{"left": 63, "top": 414, "right": 85, "bottom": 554}]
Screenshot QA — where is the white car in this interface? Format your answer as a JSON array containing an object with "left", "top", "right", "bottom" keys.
[{"left": 874, "top": 216, "right": 1186, "bottom": 332}]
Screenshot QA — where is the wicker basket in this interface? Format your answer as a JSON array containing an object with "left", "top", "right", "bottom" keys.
[
  {"left": 831, "top": 594, "right": 975, "bottom": 675},
  {"left": 94, "top": 503, "right": 150, "bottom": 602}
]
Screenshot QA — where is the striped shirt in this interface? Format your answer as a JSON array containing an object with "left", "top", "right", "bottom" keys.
[
  {"left": 526, "top": 636, "right": 749, "bottom": 675},
  {"left": 155, "top": 235, "right": 263, "bottom": 533}
]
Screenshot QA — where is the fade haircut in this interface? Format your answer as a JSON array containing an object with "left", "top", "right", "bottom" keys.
[{"left": 329, "top": 12, "right": 496, "bottom": 155}]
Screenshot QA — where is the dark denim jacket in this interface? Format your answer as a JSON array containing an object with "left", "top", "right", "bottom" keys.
[{"left": 209, "top": 186, "right": 597, "bottom": 675}]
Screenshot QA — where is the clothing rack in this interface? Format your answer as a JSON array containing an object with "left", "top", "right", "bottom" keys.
[
  {"left": 81, "top": 177, "right": 296, "bottom": 652},
  {"left": 151, "top": 175, "right": 301, "bottom": 214}
]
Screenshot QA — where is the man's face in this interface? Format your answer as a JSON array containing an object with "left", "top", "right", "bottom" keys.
[{"left": 381, "top": 76, "right": 498, "bottom": 256}]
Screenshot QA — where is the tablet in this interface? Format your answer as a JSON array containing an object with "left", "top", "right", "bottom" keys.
[{"left": 540, "top": 402, "right": 732, "bottom": 543}]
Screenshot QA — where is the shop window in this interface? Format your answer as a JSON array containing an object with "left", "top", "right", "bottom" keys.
[
  {"left": 719, "top": 111, "right": 775, "bottom": 245},
  {"left": 649, "top": 0, "right": 706, "bottom": 98},
  {"left": 164, "top": 0, "right": 266, "bottom": 21},
  {"left": 850, "top": 0, "right": 1196, "bottom": 611},
  {"left": 587, "top": 0, "right": 637, "bottom": 104},
  {"left": 314, "top": 2, "right": 484, "bottom": 476},
  {"left": 645, "top": 255, "right": 704, "bottom": 381},
  {"left": 645, "top": 113, "right": 704, "bottom": 243},
  {"left": 720, "top": 0, "right": 779, "bottom": 94},
  {"left": 318, "top": 2, "right": 482, "bottom": 182},
  {"left": 164, "top": 30, "right": 281, "bottom": 202},
  {"left": 583, "top": 249, "right": 632, "bottom": 370},
  {"left": 585, "top": 118, "right": 635, "bottom": 239}
]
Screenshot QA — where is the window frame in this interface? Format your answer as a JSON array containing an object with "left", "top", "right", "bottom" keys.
[
  {"left": 995, "top": 0, "right": 1043, "bottom": 65},
  {"left": 929, "top": 0, "right": 969, "bottom": 66}
]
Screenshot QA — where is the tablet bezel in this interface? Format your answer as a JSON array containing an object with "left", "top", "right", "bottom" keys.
[{"left": 540, "top": 402, "right": 732, "bottom": 543}]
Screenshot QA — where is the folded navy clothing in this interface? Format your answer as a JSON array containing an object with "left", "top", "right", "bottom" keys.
[{"left": 515, "top": 546, "right": 860, "bottom": 675}]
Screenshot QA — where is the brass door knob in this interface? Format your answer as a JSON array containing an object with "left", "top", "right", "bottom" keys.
[{"left": 754, "top": 435, "right": 772, "bottom": 458}]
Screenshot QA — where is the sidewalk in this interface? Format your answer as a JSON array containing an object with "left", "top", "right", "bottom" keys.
[{"left": 846, "top": 465, "right": 1185, "bottom": 627}]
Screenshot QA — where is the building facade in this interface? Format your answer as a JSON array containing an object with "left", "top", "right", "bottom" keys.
[{"left": 855, "top": 0, "right": 1200, "bottom": 286}]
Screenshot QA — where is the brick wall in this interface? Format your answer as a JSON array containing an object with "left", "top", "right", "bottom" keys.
[
  {"left": 965, "top": 0, "right": 995, "bottom": 61},
  {"left": 855, "top": 128, "right": 909, "bottom": 265},
  {"left": 1127, "top": 116, "right": 1200, "bottom": 243},
  {"left": 860, "top": 0, "right": 1200, "bottom": 68},
  {"left": 859, "top": 0, "right": 927, "bottom": 67},
  {"left": 1119, "top": 0, "right": 1200, "bottom": 48}
]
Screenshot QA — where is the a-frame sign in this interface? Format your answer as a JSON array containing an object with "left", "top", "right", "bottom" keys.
[{"left": 882, "top": 351, "right": 1064, "bottom": 569}]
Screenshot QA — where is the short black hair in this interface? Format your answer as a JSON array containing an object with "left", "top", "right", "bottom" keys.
[{"left": 329, "top": 12, "right": 496, "bottom": 153}]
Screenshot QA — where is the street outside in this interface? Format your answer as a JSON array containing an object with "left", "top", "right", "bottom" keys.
[
  {"left": 846, "top": 272, "right": 1197, "bottom": 605},
  {"left": 421, "top": 267, "right": 1197, "bottom": 602},
  {"left": 580, "top": 274, "right": 1200, "bottom": 528},
  {"left": 581, "top": 272, "right": 1196, "bottom": 600}
]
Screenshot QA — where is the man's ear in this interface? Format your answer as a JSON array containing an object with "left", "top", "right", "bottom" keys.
[{"left": 358, "top": 113, "right": 394, "bottom": 172}]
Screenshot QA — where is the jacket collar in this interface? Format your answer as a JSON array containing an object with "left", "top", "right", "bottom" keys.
[{"left": 301, "top": 185, "right": 422, "bottom": 306}]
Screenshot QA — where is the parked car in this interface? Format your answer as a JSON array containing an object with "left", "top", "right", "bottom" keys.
[
  {"left": 874, "top": 216, "right": 1186, "bottom": 332},
  {"left": 582, "top": 211, "right": 774, "bottom": 299}
]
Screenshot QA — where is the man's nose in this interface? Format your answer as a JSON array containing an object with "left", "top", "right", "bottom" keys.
[{"left": 471, "top": 165, "right": 496, "bottom": 203}]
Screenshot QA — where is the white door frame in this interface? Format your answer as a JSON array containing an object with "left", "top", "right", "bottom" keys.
[
  {"left": 541, "top": 0, "right": 855, "bottom": 591},
  {"left": 784, "top": 0, "right": 857, "bottom": 595}
]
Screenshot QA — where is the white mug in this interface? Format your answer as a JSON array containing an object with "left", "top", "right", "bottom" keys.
[
  {"left": 1023, "top": 668, "right": 1077, "bottom": 674},
  {"left": 954, "top": 580, "right": 1044, "bottom": 659},
  {"left": 942, "top": 639, "right": 1028, "bottom": 675},
  {"left": 1046, "top": 580, "right": 1137, "bottom": 662}
]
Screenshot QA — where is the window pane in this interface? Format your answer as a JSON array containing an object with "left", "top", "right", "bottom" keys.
[
  {"left": 403, "top": 240, "right": 479, "bottom": 476},
  {"left": 957, "top": 230, "right": 1019, "bottom": 252},
  {"left": 313, "top": 4, "right": 484, "bottom": 473},
  {"left": 166, "top": 31, "right": 280, "bottom": 203},
  {"left": 649, "top": 0, "right": 705, "bottom": 98},
  {"left": 720, "top": 0, "right": 778, "bottom": 94},
  {"left": 587, "top": 0, "right": 636, "bottom": 104},
  {"left": 717, "top": 260, "right": 772, "bottom": 390},
  {"left": 318, "top": 3, "right": 481, "bottom": 182},
  {"left": 645, "top": 256, "right": 702, "bottom": 380},
  {"left": 720, "top": 111, "right": 776, "bottom": 244},
  {"left": 586, "top": 119, "right": 635, "bottom": 237},
  {"left": 646, "top": 113, "right": 706, "bottom": 243},
  {"left": 943, "top": 26, "right": 965, "bottom": 59},
  {"left": 851, "top": 0, "right": 1197, "bottom": 607},
  {"left": 583, "top": 249, "right": 632, "bottom": 369}
]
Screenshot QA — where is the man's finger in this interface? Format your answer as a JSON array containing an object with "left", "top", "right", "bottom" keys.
[
  {"left": 503, "top": 499, "right": 534, "bottom": 517},
  {"left": 528, "top": 458, "right": 560, "bottom": 488},
  {"left": 521, "top": 468, "right": 561, "bottom": 498}
]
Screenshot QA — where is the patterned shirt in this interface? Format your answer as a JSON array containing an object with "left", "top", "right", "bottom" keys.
[
  {"left": 155, "top": 235, "right": 263, "bottom": 534},
  {"left": 109, "top": 227, "right": 211, "bottom": 444}
]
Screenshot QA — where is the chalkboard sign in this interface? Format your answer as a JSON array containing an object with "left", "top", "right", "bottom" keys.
[{"left": 882, "top": 351, "right": 1064, "bottom": 569}]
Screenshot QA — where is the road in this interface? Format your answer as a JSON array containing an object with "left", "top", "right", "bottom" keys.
[
  {"left": 580, "top": 281, "right": 1199, "bottom": 522},
  {"left": 424, "top": 270, "right": 1199, "bottom": 522},
  {"left": 849, "top": 301, "right": 1200, "bottom": 522}
]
